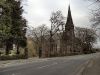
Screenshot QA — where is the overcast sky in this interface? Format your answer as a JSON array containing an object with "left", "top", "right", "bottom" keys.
[
  {"left": 22, "top": 0, "right": 93, "bottom": 28},
  {"left": 22, "top": 0, "right": 100, "bottom": 48}
]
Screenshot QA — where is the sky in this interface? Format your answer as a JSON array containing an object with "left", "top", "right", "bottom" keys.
[
  {"left": 22, "top": 0, "right": 92, "bottom": 28},
  {"left": 22, "top": 0, "right": 100, "bottom": 48}
]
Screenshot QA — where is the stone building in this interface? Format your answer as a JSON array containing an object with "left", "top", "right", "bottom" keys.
[
  {"left": 60, "top": 5, "right": 83, "bottom": 55},
  {"left": 40, "top": 5, "right": 84, "bottom": 57}
]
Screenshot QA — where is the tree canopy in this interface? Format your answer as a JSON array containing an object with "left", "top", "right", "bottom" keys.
[{"left": 0, "top": 0, "right": 27, "bottom": 55}]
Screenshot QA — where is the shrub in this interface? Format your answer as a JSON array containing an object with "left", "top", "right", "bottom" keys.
[{"left": 0, "top": 54, "right": 28, "bottom": 60}]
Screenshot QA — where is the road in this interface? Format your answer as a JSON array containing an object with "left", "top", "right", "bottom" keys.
[{"left": 0, "top": 53, "right": 99, "bottom": 75}]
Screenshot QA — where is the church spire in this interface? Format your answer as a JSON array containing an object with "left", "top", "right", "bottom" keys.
[
  {"left": 65, "top": 5, "right": 74, "bottom": 30},
  {"left": 67, "top": 5, "right": 73, "bottom": 22}
]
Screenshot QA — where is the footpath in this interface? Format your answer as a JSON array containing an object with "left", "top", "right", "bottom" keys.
[{"left": 0, "top": 57, "right": 48, "bottom": 68}]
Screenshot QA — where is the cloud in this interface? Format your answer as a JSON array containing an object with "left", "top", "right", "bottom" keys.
[
  {"left": 23, "top": 0, "right": 91, "bottom": 28},
  {"left": 22, "top": 0, "right": 100, "bottom": 47}
]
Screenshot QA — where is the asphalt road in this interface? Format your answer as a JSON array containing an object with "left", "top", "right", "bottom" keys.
[{"left": 0, "top": 53, "right": 99, "bottom": 75}]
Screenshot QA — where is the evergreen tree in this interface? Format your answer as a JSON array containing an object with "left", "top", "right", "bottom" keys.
[
  {"left": 0, "top": 0, "right": 13, "bottom": 55},
  {"left": 0, "top": 0, "right": 27, "bottom": 55},
  {"left": 9, "top": 0, "right": 27, "bottom": 54}
]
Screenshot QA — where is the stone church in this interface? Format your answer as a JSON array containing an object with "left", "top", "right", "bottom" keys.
[
  {"left": 41, "top": 5, "right": 84, "bottom": 57},
  {"left": 60, "top": 5, "right": 83, "bottom": 56}
]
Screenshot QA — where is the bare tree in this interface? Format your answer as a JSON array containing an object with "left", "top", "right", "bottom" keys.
[
  {"left": 75, "top": 27, "right": 97, "bottom": 53},
  {"left": 87, "top": 0, "right": 100, "bottom": 28},
  {"left": 85, "top": 0, "right": 100, "bottom": 41},
  {"left": 27, "top": 11, "right": 65, "bottom": 57},
  {"left": 49, "top": 10, "right": 66, "bottom": 56},
  {"left": 27, "top": 24, "right": 50, "bottom": 57},
  {"left": 50, "top": 10, "right": 65, "bottom": 37}
]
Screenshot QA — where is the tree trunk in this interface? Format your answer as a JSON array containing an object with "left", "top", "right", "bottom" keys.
[
  {"left": 5, "top": 45, "right": 9, "bottom": 55},
  {"left": 39, "top": 47, "right": 42, "bottom": 58},
  {"left": 5, "top": 39, "right": 13, "bottom": 55},
  {"left": 16, "top": 44, "right": 20, "bottom": 55},
  {"left": 24, "top": 48, "right": 28, "bottom": 58}
]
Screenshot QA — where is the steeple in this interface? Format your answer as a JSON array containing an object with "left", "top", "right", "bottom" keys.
[{"left": 65, "top": 5, "right": 74, "bottom": 30}]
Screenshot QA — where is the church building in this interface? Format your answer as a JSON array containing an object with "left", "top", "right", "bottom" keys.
[
  {"left": 41, "top": 5, "right": 84, "bottom": 57},
  {"left": 60, "top": 5, "right": 83, "bottom": 55}
]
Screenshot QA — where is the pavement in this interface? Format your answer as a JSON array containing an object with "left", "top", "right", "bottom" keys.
[
  {"left": 0, "top": 53, "right": 100, "bottom": 75},
  {"left": 0, "top": 57, "right": 49, "bottom": 68}
]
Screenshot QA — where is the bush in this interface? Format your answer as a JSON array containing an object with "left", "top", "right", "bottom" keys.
[{"left": 0, "top": 54, "right": 28, "bottom": 60}]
